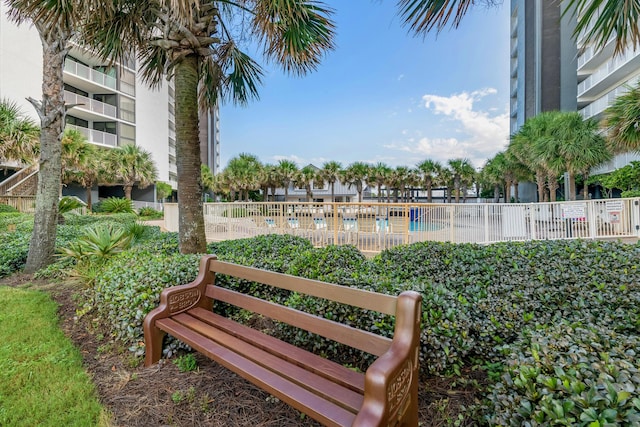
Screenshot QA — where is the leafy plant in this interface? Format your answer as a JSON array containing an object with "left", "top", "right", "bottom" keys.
[
  {"left": 95, "top": 197, "right": 134, "bottom": 214},
  {"left": 138, "top": 206, "right": 162, "bottom": 219},
  {"left": 58, "top": 196, "right": 85, "bottom": 214},
  {"left": 173, "top": 353, "right": 198, "bottom": 372},
  {"left": 0, "top": 203, "right": 18, "bottom": 213}
]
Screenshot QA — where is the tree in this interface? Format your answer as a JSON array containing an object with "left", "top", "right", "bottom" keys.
[
  {"left": 603, "top": 82, "right": 640, "bottom": 154},
  {"left": 61, "top": 128, "right": 104, "bottom": 209},
  {"left": 105, "top": 144, "right": 158, "bottom": 200},
  {"left": 7, "top": 0, "right": 82, "bottom": 273},
  {"left": 296, "top": 165, "right": 317, "bottom": 202},
  {"left": 554, "top": 112, "right": 611, "bottom": 200},
  {"left": 275, "top": 159, "right": 298, "bottom": 201},
  {"left": 0, "top": 99, "right": 40, "bottom": 164},
  {"left": 368, "top": 162, "right": 392, "bottom": 203},
  {"left": 224, "top": 153, "right": 262, "bottom": 202},
  {"left": 398, "top": 0, "right": 501, "bottom": 35},
  {"left": 416, "top": 159, "right": 442, "bottom": 203},
  {"left": 156, "top": 181, "right": 173, "bottom": 202},
  {"left": 319, "top": 161, "right": 342, "bottom": 203},
  {"left": 448, "top": 158, "right": 475, "bottom": 203},
  {"left": 342, "top": 162, "right": 369, "bottom": 202},
  {"left": 510, "top": 119, "right": 549, "bottom": 202},
  {"left": 85, "top": 1, "right": 335, "bottom": 254},
  {"left": 480, "top": 152, "right": 507, "bottom": 202}
]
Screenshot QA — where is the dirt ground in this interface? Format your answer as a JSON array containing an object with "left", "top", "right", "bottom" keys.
[{"left": 2, "top": 274, "right": 484, "bottom": 427}]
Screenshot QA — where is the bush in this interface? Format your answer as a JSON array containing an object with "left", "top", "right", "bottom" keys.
[
  {"left": 488, "top": 323, "right": 640, "bottom": 426},
  {"left": 138, "top": 207, "right": 162, "bottom": 219},
  {"left": 0, "top": 203, "right": 18, "bottom": 213}
]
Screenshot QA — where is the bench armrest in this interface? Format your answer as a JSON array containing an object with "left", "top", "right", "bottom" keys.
[
  {"left": 354, "top": 291, "right": 422, "bottom": 426},
  {"left": 143, "top": 255, "right": 217, "bottom": 365}
]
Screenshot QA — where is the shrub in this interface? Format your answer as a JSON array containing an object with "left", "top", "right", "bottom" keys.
[
  {"left": 90, "top": 251, "right": 201, "bottom": 356},
  {"left": 138, "top": 206, "right": 162, "bottom": 219},
  {"left": 58, "top": 196, "right": 85, "bottom": 214},
  {"left": 0, "top": 203, "right": 18, "bottom": 213},
  {"left": 0, "top": 231, "right": 30, "bottom": 278},
  {"left": 488, "top": 323, "right": 640, "bottom": 426},
  {"left": 94, "top": 197, "right": 135, "bottom": 214}
]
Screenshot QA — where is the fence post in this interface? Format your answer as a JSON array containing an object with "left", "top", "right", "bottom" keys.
[
  {"left": 484, "top": 204, "right": 490, "bottom": 243},
  {"left": 449, "top": 205, "right": 455, "bottom": 242},
  {"left": 529, "top": 204, "right": 537, "bottom": 240}
]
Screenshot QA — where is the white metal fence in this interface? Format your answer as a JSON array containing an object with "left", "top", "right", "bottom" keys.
[{"left": 164, "top": 199, "right": 640, "bottom": 252}]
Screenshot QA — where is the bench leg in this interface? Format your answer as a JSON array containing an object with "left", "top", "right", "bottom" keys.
[{"left": 144, "top": 323, "right": 166, "bottom": 367}]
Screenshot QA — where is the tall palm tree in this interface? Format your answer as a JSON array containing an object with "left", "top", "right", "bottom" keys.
[
  {"left": 105, "top": 144, "right": 158, "bottom": 200},
  {"left": 389, "top": 166, "right": 411, "bottom": 203},
  {"left": 368, "top": 162, "right": 392, "bottom": 203},
  {"left": 319, "top": 161, "right": 342, "bottom": 203},
  {"left": 276, "top": 159, "right": 298, "bottom": 201},
  {"left": 510, "top": 118, "right": 550, "bottom": 202},
  {"left": 61, "top": 128, "right": 104, "bottom": 209},
  {"left": 225, "top": 153, "right": 262, "bottom": 201},
  {"left": 416, "top": 159, "right": 441, "bottom": 203},
  {"left": 0, "top": 99, "right": 40, "bottom": 164},
  {"left": 480, "top": 152, "right": 507, "bottom": 203},
  {"left": 342, "top": 162, "right": 369, "bottom": 202},
  {"left": 84, "top": 1, "right": 335, "bottom": 254},
  {"left": 448, "top": 158, "right": 474, "bottom": 203},
  {"left": 6, "top": 0, "right": 82, "bottom": 272},
  {"left": 554, "top": 112, "right": 611, "bottom": 200},
  {"left": 603, "top": 81, "right": 640, "bottom": 154},
  {"left": 296, "top": 165, "right": 317, "bottom": 202}
]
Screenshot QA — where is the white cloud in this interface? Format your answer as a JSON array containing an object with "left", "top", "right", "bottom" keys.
[
  {"left": 389, "top": 88, "right": 509, "bottom": 167},
  {"left": 397, "top": 74, "right": 405, "bottom": 81}
]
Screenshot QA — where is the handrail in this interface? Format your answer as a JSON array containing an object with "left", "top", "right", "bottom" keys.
[{"left": 0, "top": 165, "right": 38, "bottom": 196}]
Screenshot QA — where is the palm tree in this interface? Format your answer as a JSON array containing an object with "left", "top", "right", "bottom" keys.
[
  {"left": 61, "top": 128, "right": 104, "bottom": 209},
  {"left": 6, "top": 0, "right": 82, "bottom": 272},
  {"left": 603, "top": 82, "right": 640, "bottom": 154},
  {"left": 342, "top": 162, "right": 369, "bottom": 202},
  {"left": 389, "top": 166, "right": 411, "bottom": 203},
  {"left": 416, "top": 159, "right": 442, "bottom": 203},
  {"left": 319, "top": 161, "right": 342, "bottom": 203},
  {"left": 275, "top": 159, "right": 298, "bottom": 201},
  {"left": 480, "top": 152, "right": 507, "bottom": 203},
  {"left": 225, "top": 153, "right": 262, "bottom": 202},
  {"left": 368, "top": 162, "right": 392, "bottom": 203},
  {"left": 448, "top": 158, "right": 474, "bottom": 203},
  {"left": 510, "top": 119, "right": 549, "bottom": 202},
  {"left": 554, "top": 112, "right": 611, "bottom": 200},
  {"left": 105, "top": 144, "right": 158, "bottom": 200},
  {"left": 84, "top": 1, "right": 335, "bottom": 254},
  {"left": 0, "top": 99, "right": 40, "bottom": 164},
  {"left": 296, "top": 165, "right": 317, "bottom": 202}
]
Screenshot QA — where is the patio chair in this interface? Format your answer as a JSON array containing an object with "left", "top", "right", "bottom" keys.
[{"left": 342, "top": 216, "right": 358, "bottom": 244}]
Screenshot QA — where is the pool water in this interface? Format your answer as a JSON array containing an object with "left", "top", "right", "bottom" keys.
[{"left": 409, "top": 221, "right": 443, "bottom": 232}]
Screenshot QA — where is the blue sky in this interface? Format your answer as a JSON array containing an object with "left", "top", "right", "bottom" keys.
[{"left": 219, "top": 1, "right": 510, "bottom": 171}]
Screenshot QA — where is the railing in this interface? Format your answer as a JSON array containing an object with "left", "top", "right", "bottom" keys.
[
  {"left": 163, "top": 199, "right": 640, "bottom": 253},
  {"left": 64, "top": 58, "right": 117, "bottom": 90},
  {"left": 64, "top": 91, "right": 117, "bottom": 118},
  {"left": 0, "top": 165, "right": 37, "bottom": 196},
  {"left": 66, "top": 124, "right": 118, "bottom": 147},
  {"left": 0, "top": 196, "right": 36, "bottom": 213}
]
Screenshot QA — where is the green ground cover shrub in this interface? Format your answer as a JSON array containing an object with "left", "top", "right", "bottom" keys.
[
  {"left": 138, "top": 206, "right": 163, "bottom": 219},
  {"left": 93, "top": 197, "right": 135, "bottom": 214},
  {"left": 0, "top": 203, "right": 18, "bottom": 213}
]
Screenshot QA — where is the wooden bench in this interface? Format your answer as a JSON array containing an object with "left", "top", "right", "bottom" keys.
[{"left": 144, "top": 255, "right": 422, "bottom": 426}]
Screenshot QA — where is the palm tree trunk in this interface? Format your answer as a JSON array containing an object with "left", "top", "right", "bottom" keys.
[
  {"left": 548, "top": 174, "right": 559, "bottom": 202},
  {"left": 124, "top": 185, "right": 133, "bottom": 200},
  {"left": 536, "top": 171, "right": 546, "bottom": 202},
  {"left": 331, "top": 182, "right": 335, "bottom": 203},
  {"left": 175, "top": 55, "right": 206, "bottom": 253},
  {"left": 24, "top": 27, "right": 69, "bottom": 273},
  {"left": 85, "top": 186, "right": 93, "bottom": 210},
  {"left": 427, "top": 182, "right": 432, "bottom": 203},
  {"left": 505, "top": 180, "right": 512, "bottom": 203},
  {"left": 582, "top": 172, "right": 590, "bottom": 199}
]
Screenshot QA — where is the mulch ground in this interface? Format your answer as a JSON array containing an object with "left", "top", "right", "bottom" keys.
[{"left": 1, "top": 274, "right": 484, "bottom": 426}]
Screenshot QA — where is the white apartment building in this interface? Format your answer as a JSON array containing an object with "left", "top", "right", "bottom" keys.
[
  {"left": 510, "top": 0, "right": 640, "bottom": 195},
  {"left": 0, "top": 7, "right": 220, "bottom": 202}
]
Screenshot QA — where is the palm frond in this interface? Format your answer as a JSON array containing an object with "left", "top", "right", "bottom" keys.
[
  {"left": 253, "top": 0, "right": 335, "bottom": 76},
  {"left": 216, "top": 40, "right": 264, "bottom": 106},
  {"left": 565, "top": 0, "right": 640, "bottom": 55},
  {"left": 398, "top": 0, "right": 502, "bottom": 36}
]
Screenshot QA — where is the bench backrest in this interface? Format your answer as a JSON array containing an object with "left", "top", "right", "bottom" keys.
[{"left": 203, "top": 256, "right": 399, "bottom": 356}]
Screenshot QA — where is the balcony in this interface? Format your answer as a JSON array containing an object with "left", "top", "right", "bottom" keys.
[
  {"left": 64, "top": 91, "right": 117, "bottom": 119},
  {"left": 66, "top": 124, "right": 117, "bottom": 147},
  {"left": 64, "top": 58, "right": 117, "bottom": 91},
  {"left": 577, "top": 48, "right": 640, "bottom": 99},
  {"left": 579, "top": 77, "right": 635, "bottom": 120}
]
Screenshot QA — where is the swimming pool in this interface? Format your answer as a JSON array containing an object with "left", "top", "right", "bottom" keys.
[{"left": 409, "top": 221, "right": 444, "bottom": 232}]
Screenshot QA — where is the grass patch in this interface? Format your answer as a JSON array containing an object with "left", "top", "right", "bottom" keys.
[{"left": 0, "top": 286, "right": 105, "bottom": 426}]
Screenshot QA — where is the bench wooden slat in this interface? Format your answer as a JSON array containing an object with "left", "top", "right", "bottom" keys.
[
  {"left": 188, "top": 307, "right": 365, "bottom": 393},
  {"left": 205, "top": 285, "right": 392, "bottom": 357},
  {"left": 210, "top": 260, "right": 398, "bottom": 315},
  {"left": 172, "top": 311, "right": 364, "bottom": 412},
  {"left": 156, "top": 317, "right": 357, "bottom": 427}
]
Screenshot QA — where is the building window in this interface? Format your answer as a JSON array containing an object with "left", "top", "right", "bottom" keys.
[
  {"left": 119, "top": 69, "right": 136, "bottom": 96},
  {"left": 64, "top": 84, "right": 88, "bottom": 97},
  {"left": 66, "top": 115, "right": 88, "bottom": 128},
  {"left": 94, "top": 121, "right": 117, "bottom": 135},
  {"left": 119, "top": 123, "right": 135, "bottom": 146},
  {"left": 94, "top": 93, "right": 117, "bottom": 106},
  {"left": 118, "top": 96, "right": 135, "bottom": 122}
]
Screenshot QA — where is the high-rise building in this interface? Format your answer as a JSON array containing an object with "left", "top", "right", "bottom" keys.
[
  {"left": 510, "top": 0, "right": 640, "bottom": 177},
  {"left": 0, "top": 6, "right": 221, "bottom": 202},
  {"left": 510, "top": 0, "right": 578, "bottom": 135}
]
